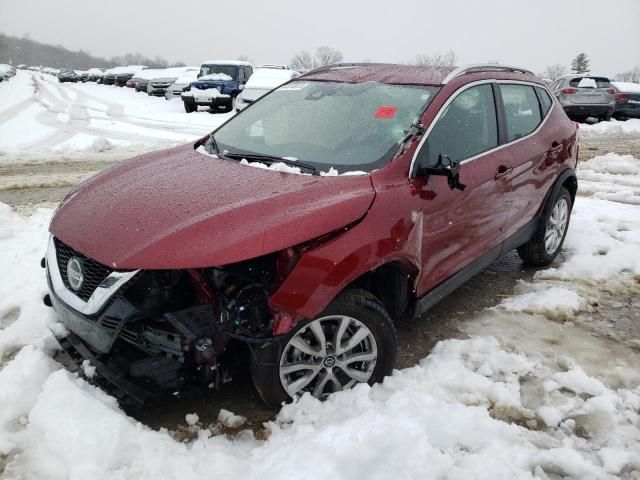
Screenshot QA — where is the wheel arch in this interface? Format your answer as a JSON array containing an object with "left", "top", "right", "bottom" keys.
[{"left": 537, "top": 168, "right": 577, "bottom": 217}]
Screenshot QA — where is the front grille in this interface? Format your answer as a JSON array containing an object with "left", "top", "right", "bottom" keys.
[{"left": 54, "top": 238, "right": 114, "bottom": 302}]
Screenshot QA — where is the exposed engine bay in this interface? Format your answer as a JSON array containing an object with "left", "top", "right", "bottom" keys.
[{"left": 47, "top": 243, "right": 287, "bottom": 405}]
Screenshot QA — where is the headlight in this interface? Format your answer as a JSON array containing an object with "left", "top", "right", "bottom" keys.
[{"left": 216, "top": 86, "right": 222, "bottom": 92}]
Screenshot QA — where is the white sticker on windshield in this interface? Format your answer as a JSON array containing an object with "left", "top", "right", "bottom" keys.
[{"left": 279, "top": 82, "right": 309, "bottom": 91}]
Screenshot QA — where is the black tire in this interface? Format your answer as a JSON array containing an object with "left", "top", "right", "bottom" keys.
[
  {"left": 517, "top": 186, "right": 572, "bottom": 266},
  {"left": 600, "top": 113, "right": 612, "bottom": 122},
  {"left": 183, "top": 101, "right": 196, "bottom": 113},
  {"left": 251, "top": 289, "right": 398, "bottom": 409},
  {"left": 226, "top": 94, "right": 237, "bottom": 113}
]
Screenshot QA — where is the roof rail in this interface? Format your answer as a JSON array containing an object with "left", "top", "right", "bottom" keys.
[
  {"left": 442, "top": 64, "right": 535, "bottom": 84},
  {"left": 299, "top": 62, "right": 390, "bottom": 77}
]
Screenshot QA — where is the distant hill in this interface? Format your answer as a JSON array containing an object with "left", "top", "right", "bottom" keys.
[{"left": 0, "top": 33, "right": 184, "bottom": 70}]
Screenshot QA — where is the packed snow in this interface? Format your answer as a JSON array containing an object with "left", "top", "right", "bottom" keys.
[
  {"left": 0, "top": 70, "right": 233, "bottom": 157},
  {"left": 0, "top": 70, "right": 640, "bottom": 479},
  {"left": 580, "top": 118, "right": 640, "bottom": 137}
]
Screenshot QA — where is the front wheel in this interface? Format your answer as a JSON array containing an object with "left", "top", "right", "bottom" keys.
[
  {"left": 517, "top": 186, "right": 572, "bottom": 266},
  {"left": 251, "top": 289, "right": 397, "bottom": 409},
  {"left": 183, "top": 101, "right": 196, "bottom": 113}
]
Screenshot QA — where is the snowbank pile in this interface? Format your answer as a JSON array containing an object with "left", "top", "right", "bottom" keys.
[
  {"left": 578, "top": 153, "right": 640, "bottom": 205},
  {"left": 580, "top": 118, "right": 640, "bottom": 137}
]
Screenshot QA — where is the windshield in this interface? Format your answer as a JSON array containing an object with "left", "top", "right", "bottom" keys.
[
  {"left": 212, "top": 80, "right": 439, "bottom": 173},
  {"left": 199, "top": 65, "right": 238, "bottom": 79}
]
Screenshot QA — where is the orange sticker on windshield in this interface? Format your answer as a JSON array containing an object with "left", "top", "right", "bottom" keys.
[{"left": 374, "top": 106, "right": 398, "bottom": 119}]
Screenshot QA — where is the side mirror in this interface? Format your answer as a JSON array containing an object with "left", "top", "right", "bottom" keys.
[{"left": 419, "top": 154, "right": 466, "bottom": 191}]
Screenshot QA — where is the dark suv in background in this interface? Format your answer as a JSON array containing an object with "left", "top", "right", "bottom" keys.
[
  {"left": 45, "top": 63, "right": 578, "bottom": 409},
  {"left": 182, "top": 61, "right": 253, "bottom": 113}
]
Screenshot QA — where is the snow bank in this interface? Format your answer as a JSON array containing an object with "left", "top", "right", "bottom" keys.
[
  {"left": 577, "top": 153, "right": 640, "bottom": 205},
  {"left": 580, "top": 118, "right": 640, "bottom": 137}
]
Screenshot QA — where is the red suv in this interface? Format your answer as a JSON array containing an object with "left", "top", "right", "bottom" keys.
[{"left": 44, "top": 64, "right": 578, "bottom": 408}]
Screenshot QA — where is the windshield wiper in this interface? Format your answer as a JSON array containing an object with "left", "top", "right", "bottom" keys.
[
  {"left": 205, "top": 133, "right": 220, "bottom": 155},
  {"left": 224, "top": 152, "right": 317, "bottom": 174}
]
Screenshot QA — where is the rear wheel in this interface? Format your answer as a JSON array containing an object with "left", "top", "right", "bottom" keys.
[
  {"left": 250, "top": 289, "right": 397, "bottom": 409},
  {"left": 517, "top": 186, "right": 572, "bottom": 266},
  {"left": 600, "top": 113, "right": 612, "bottom": 122}
]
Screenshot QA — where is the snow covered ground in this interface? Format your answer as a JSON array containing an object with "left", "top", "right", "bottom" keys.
[
  {"left": 0, "top": 70, "right": 231, "bottom": 158},
  {"left": 1, "top": 72, "right": 640, "bottom": 479}
]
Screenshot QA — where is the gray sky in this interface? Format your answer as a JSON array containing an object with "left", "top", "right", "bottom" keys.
[{"left": 1, "top": 0, "right": 639, "bottom": 75}]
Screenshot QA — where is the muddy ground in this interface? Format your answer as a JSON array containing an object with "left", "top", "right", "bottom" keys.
[{"left": 4, "top": 131, "right": 639, "bottom": 435}]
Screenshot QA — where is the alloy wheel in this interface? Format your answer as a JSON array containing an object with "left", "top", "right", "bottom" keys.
[
  {"left": 279, "top": 315, "right": 378, "bottom": 400},
  {"left": 545, "top": 197, "right": 569, "bottom": 254}
]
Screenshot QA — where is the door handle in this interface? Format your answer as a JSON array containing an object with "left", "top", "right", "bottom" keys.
[
  {"left": 494, "top": 165, "right": 513, "bottom": 180},
  {"left": 548, "top": 142, "right": 563, "bottom": 159}
]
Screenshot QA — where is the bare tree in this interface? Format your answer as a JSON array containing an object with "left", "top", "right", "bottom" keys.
[
  {"left": 290, "top": 47, "right": 344, "bottom": 71},
  {"left": 412, "top": 50, "right": 457, "bottom": 68},
  {"left": 237, "top": 55, "right": 252, "bottom": 63},
  {"left": 290, "top": 50, "right": 315, "bottom": 71},
  {"left": 542, "top": 64, "right": 568, "bottom": 81},
  {"left": 614, "top": 66, "right": 640, "bottom": 83},
  {"left": 315, "top": 46, "right": 343, "bottom": 66}
]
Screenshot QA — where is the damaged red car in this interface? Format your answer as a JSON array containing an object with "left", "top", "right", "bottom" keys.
[{"left": 44, "top": 63, "right": 578, "bottom": 408}]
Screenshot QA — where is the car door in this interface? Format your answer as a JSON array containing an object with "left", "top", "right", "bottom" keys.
[
  {"left": 410, "top": 82, "right": 513, "bottom": 293},
  {"left": 495, "top": 82, "right": 558, "bottom": 239}
]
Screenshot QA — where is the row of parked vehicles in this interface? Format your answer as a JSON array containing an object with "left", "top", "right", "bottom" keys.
[
  {"left": 549, "top": 74, "right": 640, "bottom": 121},
  {"left": 48, "top": 62, "right": 301, "bottom": 114}
]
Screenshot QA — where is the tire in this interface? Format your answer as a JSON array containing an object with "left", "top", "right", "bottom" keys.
[
  {"left": 600, "top": 113, "right": 612, "bottom": 122},
  {"left": 250, "top": 289, "right": 398, "bottom": 409},
  {"left": 226, "top": 94, "right": 237, "bottom": 113},
  {"left": 184, "top": 101, "right": 196, "bottom": 113},
  {"left": 517, "top": 186, "right": 572, "bottom": 266}
]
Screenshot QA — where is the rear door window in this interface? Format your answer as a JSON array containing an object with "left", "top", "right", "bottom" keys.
[
  {"left": 499, "top": 84, "right": 542, "bottom": 142},
  {"left": 420, "top": 84, "right": 498, "bottom": 166},
  {"left": 569, "top": 77, "right": 611, "bottom": 88},
  {"left": 536, "top": 87, "right": 553, "bottom": 116}
]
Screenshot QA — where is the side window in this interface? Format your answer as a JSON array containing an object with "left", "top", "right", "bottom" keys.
[
  {"left": 536, "top": 87, "right": 553, "bottom": 116},
  {"left": 499, "top": 84, "right": 542, "bottom": 142},
  {"left": 420, "top": 84, "right": 498, "bottom": 166},
  {"left": 238, "top": 67, "right": 245, "bottom": 82},
  {"left": 246, "top": 66, "right": 253, "bottom": 79}
]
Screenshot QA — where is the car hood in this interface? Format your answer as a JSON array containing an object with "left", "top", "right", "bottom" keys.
[{"left": 50, "top": 144, "right": 375, "bottom": 270}]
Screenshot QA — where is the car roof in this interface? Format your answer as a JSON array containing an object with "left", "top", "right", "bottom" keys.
[
  {"left": 558, "top": 73, "right": 611, "bottom": 80},
  {"left": 299, "top": 63, "right": 537, "bottom": 86},
  {"left": 201, "top": 60, "right": 252, "bottom": 66}
]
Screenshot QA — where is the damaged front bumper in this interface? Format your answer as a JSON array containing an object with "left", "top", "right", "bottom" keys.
[{"left": 44, "top": 235, "right": 279, "bottom": 406}]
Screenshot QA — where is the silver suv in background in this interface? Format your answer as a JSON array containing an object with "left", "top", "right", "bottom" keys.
[{"left": 550, "top": 74, "right": 616, "bottom": 122}]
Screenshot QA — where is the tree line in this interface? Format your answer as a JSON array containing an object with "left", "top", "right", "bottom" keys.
[{"left": 0, "top": 33, "right": 185, "bottom": 70}]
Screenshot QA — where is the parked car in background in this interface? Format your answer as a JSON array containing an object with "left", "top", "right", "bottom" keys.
[
  {"left": 164, "top": 71, "right": 198, "bottom": 100},
  {"left": 58, "top": 68, "right": 79, "bottom": 83},
  {"left": 181, "top": 60, "right": 253, "bottom": 113},
  {"left": 550, "top": 74, "right": 616, "bottom": 122},
  {"left": 148, "top": 66, "right": 199, "bottom": 97},
  {"left": 87, "top": 68, "right": 105, "bottom": 82},
  {"left": 103, "top": 66, "right": 146, "bottom": 86},
  {"left": 114, "top": 65, "right": 147, "bottom": 87},
  {"left": 126, "top": 69, "right": 164, "bottom": 91},
  {"left": 75, "top": 70, "right": 90, "bottom": 82},
  {"left": 235, "top": 67, "right": 299, "bottom": 111},
  {"left": 44, "top": 63, "right": 578, "bottom": 409},
  {"left": 612, "top": 82, "right": 640, "bottom": 119}
]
